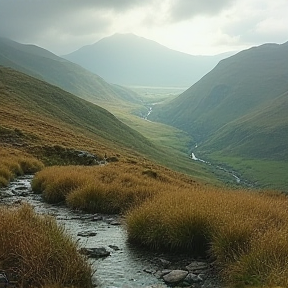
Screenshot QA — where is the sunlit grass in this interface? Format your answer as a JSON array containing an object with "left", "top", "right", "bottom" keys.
[
  {"left": 32, "top": 163, "right": 190, "bottom": 213},
  {"left": 31, "top": 156, "right": 288, "bottom": 287},
  {"left": 0, "top": 204, "right": 92, "bottom": 288},
  {"left": 127, "top": 187, "right": 288, "bottom": 287},
  {"left": 0, "top": 147, "right": 44, "bottom": 187}
]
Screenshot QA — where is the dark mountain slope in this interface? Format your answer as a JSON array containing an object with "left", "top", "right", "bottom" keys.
[
  {"left": 63, "top": 33, "right": 231, "bottom": 87},
  {"left": 151, "top": 41, "right": 288, "bottom": 144},
  {"left": 0, "top": 37, "right": 140, "bottom": 104},
  {"left": 0, "top": 66, "right": 153, "bottom": 154}
]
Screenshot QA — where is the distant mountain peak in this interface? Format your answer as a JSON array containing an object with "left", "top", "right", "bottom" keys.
[{"left": 63, "top": 34, "right": 231, "bottom": 87}]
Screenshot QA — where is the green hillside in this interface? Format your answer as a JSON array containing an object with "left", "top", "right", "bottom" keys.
[
  {"left": 150, "top": 42, "right": 288, "bottom": 190},
  {"left": 0, "top": 66, "right": 213, "bottom": 182},
  {"left": 201, "top": 90, "right": 288, "bottom": 160},
  {"left": 0, "top": 37, "right": 141, "bottom": 105},
  {"left": 151, "top": 42, "right": 288, "bottom": 142},
  {"left": 0, "top": 66, "right": 153, "bottom": 155}
]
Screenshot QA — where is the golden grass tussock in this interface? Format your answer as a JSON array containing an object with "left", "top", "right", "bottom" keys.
[
  {"left": 0, "top": 204, "right": 92, "bottom": 288},
  {"left": 32, "top": 163, "right": 176, "bottom": 213},
  {"left": 126, "top": 187, "right": 288, "bottom": 287},
  {"left": 0, "top": 147, "right": 44, "bottom": 187},
  {"left": 31, "top": 162, "right": 288, "bottom": 287}
]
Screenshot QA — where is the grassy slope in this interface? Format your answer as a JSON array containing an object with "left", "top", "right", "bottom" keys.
[
  {"left": 0, "top": 66, "right": 151, "bottom": 152},
  {"left": 0, "top": 37, "right": 141, "bottom": 105},
  {"left": 150, "top": 42, "right": 288, "bottom": 190},
  {"left": 0, "top": 66, "right": 214, "bottom": 183},
  {"left": 151, "top": 42, "right": 288, "bottom": 142},
  {"left": 201, "top": 90, "right": 288, "bottom": 160},
  {"left": 0, "top": 38, "right": 222, "bottom": 183},
  {"left": 196, "top": 91, "right": 288, "bottom": 191}
]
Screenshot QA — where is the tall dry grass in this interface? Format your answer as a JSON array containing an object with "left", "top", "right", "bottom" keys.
[
  {"left": 0, "top": 204, "right": 92, "bottom": 288},
  {"left": 126, "top": 187, "right": 288, "bottom": 287},
  {"left": 0, "top": 147, "right": 44, "bottom": 187},
  {"left": 32, "top": 163, "right": 178, "bottom": 213},
  {"left": 31, "top": 162, "right": 288, "bottom": 287}
]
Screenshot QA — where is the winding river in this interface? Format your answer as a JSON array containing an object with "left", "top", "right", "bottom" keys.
[{"left": 190, "top": 151, "right": 242, "bottom": 184}]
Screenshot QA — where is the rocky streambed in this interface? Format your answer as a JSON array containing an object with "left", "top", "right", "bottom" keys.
[{"left": 0, "top": 175, "right": 222, "bottom": 288}]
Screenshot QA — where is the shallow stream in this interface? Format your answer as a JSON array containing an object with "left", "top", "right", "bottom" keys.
[{"left": 0, "top": 175, "right": 222, "bottom": 288}]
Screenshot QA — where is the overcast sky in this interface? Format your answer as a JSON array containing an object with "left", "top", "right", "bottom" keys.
[{"left": 0, "top": 0, "right": 287, "bottom": 56}]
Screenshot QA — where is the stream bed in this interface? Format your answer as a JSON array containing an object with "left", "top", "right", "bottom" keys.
[{"left": 0, "top": 175, "right": 222, "bottom": 288}]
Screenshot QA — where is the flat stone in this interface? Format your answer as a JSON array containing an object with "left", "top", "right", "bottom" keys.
[
  {"left": 184, "top": 273, "right": 203, "bottom": 284},
  {"left": 1, "top": 190, "right": 14, "bottom": 197},
  {"left": 108, "top": 245, "right": 120, "bottom": 251},
  {"left": 77, "top": 231, "right": 97, "bottom": 237},
  {"left": 162, "top": 270, "right": 188, "bottom": 284},
  {"left": 79, "top": 247, "right": 110, "bottom": 258},
  {"left": 143, "top": 268, "right": 156, "bottom": 274},
  {"left": 186, "top": 261, "right": 208, "bottom": 273},
  {"left": 110, "top": 220, "right": 121, "bottom": 226},
  {"left": 91, "top": 215, "right": 103, "bottom": 221}
]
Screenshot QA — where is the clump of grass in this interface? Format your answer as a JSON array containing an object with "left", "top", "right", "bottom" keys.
[
  {"left": 0, "top": 204, "right": 92, "bottom": 288},
  {"left": 0, "top": 147, "right": 44, "bottom": 187},
  {"left": 126, "top": 188, "right": 288, "bottom": 287},
  {"left": 32, "top": 162, "right": 288, "bottom": 286},
  {"left": 32, "top": 163, "right": 179, "bottom": 213},
  {"left": 32, "top": 166, "right": 89, "bottom": 203}
]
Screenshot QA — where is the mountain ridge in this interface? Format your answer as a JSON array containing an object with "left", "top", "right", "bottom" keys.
[
  {"left": 151, "top": 40, "right": 288, "bottom": 145},
  {"left": 0, "top": 37, "right": 141, "bottom": 105},
  {"left": 63, "top": 33, "right": 233, "bottom": 87},
  {"left": 152, "top": 40, "right": 288, "bottom": 190}
]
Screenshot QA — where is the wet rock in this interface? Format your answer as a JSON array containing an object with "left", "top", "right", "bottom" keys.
[
  {"left": 110, "top": 220, "right": 121, "bottom": 226},
  {"left": 184, "top": 273, "right": 203, "bottom": 284},
  {"left": 14, "top": 186, "right": 27, "bottom": 191},
  {"left": 106, "top": 218, "right": 121, "bottom": 225},
  {"left": 79, "top": 247, "right": 110, "bottom": 258},
  {"left": 155, "top": 258, "right": 171, "bottom": 268},
  {"left": 19, "top": 191, "right": 29, "bottom": 197},
  {"left": 185, "top": 261, "right": 209, "bottom": 273},
  {"left": 0, "top": 190, "right": 14, "bottom": 197},
  {"left": 143, "top": 268, "right": 156, "bottom": 274},
  {"left": 108, "top": 245, "right": 120, "bottom": 251},
  {"left": 77, "top": 231, "right": 97, "bottom": 237},
  {"left": 162, "top": 270, "right": 188, "bottom": 285},
  {"left": 91, "top": 215, "right": 103, "bottom": 221}
]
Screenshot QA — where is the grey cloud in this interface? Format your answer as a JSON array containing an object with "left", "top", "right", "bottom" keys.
[
  {"left": 168, "top": 0, "right": 236, "bottom": 22},
  {"left": 0, "top": 0, "right": 150, "bottom": 42}
]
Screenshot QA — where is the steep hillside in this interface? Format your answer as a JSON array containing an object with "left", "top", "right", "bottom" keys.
[
  {"left": 0, "top": 66, "right": 154, "bottom": 159},
  {"left": 201, "top": 90, "right": 288, "bottom": 161},
  {"left": 0, "top": 66, "right": 214, "bottom": 182},
  {"left": 149, "top": 41, "right": 288, "bottom": 190},
  {"left": 151, "top": 42, "right": 288, "bottom": 144},
  {"left": 63, "top": 33, "right": 231, "bottom": 87},
  {"left": 0, "top": 37, "right": 141, "bottom": 105}
]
